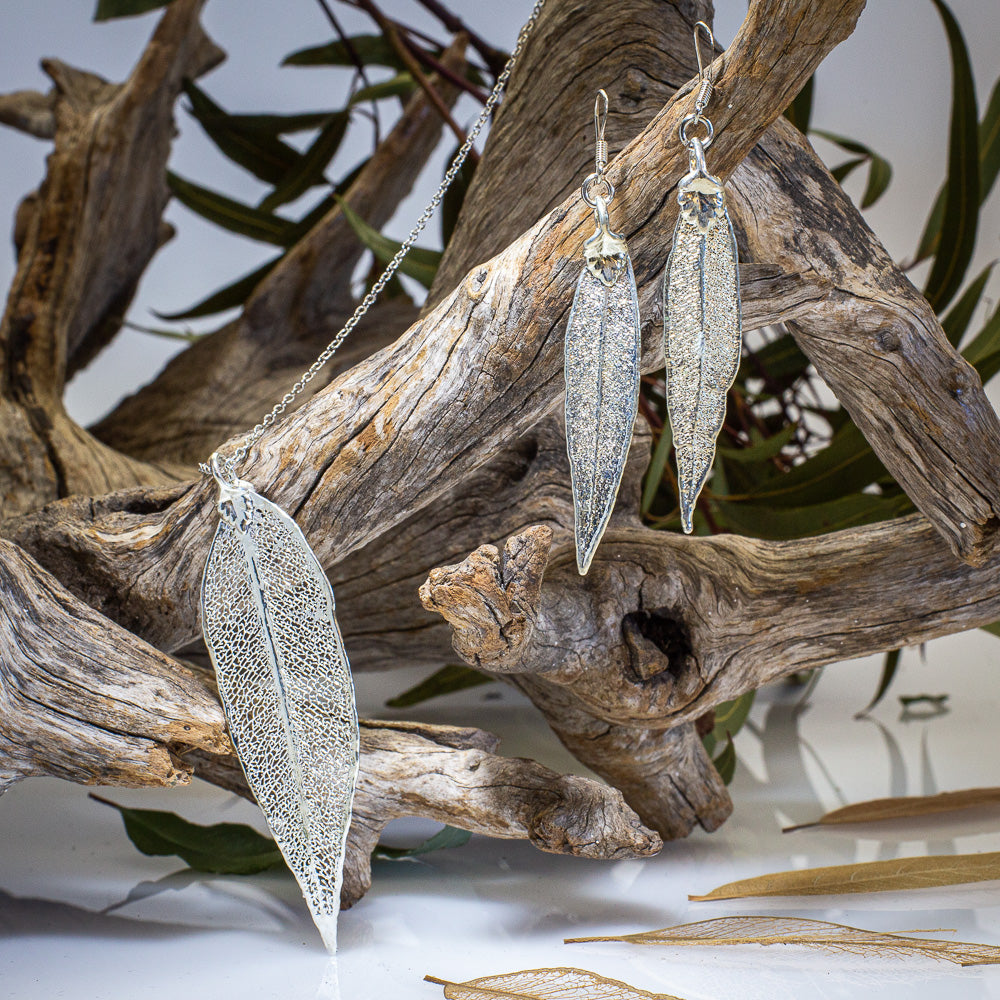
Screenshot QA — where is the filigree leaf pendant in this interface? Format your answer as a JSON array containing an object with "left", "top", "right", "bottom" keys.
[
  {"left": 200, "top": 470, "right": 359, "bottom": 953},
  {"left": 663, "top": 147, "right": 742, "bottom": 533},
  {"left": 564, "top": 198, "right": 641, "bottom": 574}
]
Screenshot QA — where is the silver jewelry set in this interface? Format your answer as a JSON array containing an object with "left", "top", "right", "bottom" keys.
[
  {"left": 567, "top": 21, "right": 741, "bottom": 573},
  {"left": 196, "top": 10, "right": 740, "bottom": 952}
]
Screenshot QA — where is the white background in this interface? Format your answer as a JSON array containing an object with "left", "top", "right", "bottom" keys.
[{"left": 1, "top": 2, "right": 999, "bottom": 999}]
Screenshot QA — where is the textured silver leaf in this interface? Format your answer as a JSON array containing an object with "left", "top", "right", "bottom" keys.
[
  {"left": 565, "top": 256, "right": 641, "bottom": 574},
  {"left": 663, "top": 176, "right": 741, "bottom": 533},
  {"left": 201, "top": 480, "right": 358, "bottom": 953}
]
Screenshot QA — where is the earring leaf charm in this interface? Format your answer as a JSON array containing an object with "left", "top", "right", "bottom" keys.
[
  {"left": 663, "top": 22, "right": 742, "bottom": 533},
  {"left": 565, "top": 90, "right": 641, "bottom": 574}
]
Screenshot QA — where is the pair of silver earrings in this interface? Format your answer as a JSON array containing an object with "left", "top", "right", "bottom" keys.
[{"left": 565, "top": 21, "right": 741, "bottom": 574}]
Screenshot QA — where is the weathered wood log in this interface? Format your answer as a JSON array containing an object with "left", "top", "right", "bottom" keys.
[
  {"left": 419, "top": 506, "right": 1000, "bottom": 731},
  {"left": 186, "top": 720, "right": 661, "bottom": 908},
  {"left": 730, "top": 118, "right": 1000, "bottom": 564},
  {"left": 6, "top": 0, "right": 867, "bottom": 654},
  {"left": 0, "top": 538, "right": 227, "bottom": 791},
  {"left": 3, "top": 0, "right": 996, "bottom": 906},
  {"left": 0, "top": 0, "right": 221, "bottom": 516},
  {"left": 91, "top": 37, "right": 471, "bottom": 468},
  {"left": 0, "top": 537, "right": 660, "bottom": 891}
]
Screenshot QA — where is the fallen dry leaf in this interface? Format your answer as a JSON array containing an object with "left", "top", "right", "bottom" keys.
[
  {"left": 424, "top": 967, "right": 682, "bottom": 999},
  {"left": 566, "top": 915, "right": 1000, "bottom": 966},
  {"left": 783, "top": 787, "right": 1000, "bottom": 832},
  {"left": 690, "top": 851, "right": 1000, "bottom": 901}
]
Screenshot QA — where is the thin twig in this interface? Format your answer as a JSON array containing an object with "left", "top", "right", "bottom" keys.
[
  {"left": 405, "top": 35, "right": 488, "bottom": 104},
  {"left": 352, "top": 0, "right": 474, "bottom": 155},
  {"left": 313, "top": 0, "right": 382, "bottom": 145},
  {"left": 409, "top": 0, "right": 510, "bottom": 77}
]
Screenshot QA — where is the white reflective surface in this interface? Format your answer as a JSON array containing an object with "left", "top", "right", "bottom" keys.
[{"left": 3, "top": 639, "right": 1000, "bottom": 999}]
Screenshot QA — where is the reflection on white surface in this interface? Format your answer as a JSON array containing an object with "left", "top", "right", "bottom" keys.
[{"left": 2, "top": 645, "right": 1000, "bottom": 999}]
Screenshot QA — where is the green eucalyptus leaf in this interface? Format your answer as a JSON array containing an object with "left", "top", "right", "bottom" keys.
[
  {"left": 641, "top": 422, "right": 674, "bottom": 516},
  {"left": 962, "top": 299, "right": 1000, "bottom": 366},
  {"left": 385, "top": 664, "right": 494, "bottom": 709},
  {"left": 712, "top": 735, "right": 738, "bottom": 786},
  {"left": 715, "top": 491, "right": 912, "bottom": 540},
  {"left": 970, "top": 343, "right": 1000, "bottom": 385},
  {"left": 739, "top": 333, "right": 810, "bottom": 385},
  {"left": 121, "top": 320, "right": 202, "bottom": 343},
  {"left": 941, "top": 263, "right": 995, "bottom": 346},
  {"left": 980, "top": 75, "right": 1000, "bottom": 202},
  {"left": 92, "top": 795, "right": 284, "bottom": 874},
  {"left": 181, "top": 81, "right": 303, "bottom": 185},
  {"left": 350, "top": 74, "right": 416, "bottom": 105},
  {"left": 167, "top": 172, "right": 298, "bottom": 246},
  {"left": 744, "top": 423, "right": 887, "bottom": 508},
  {"left": 335, "top": 196, "right": 442, "bottom": 288},
  {"left": 922, "top": 0, "right": 980, "bottom": 312},
  {"left": 259, "top": 110, "right": 350, "bottom": 212},
  {"left": 784, "top": 75, "right": 814, "bottom": 134},
  {"left": 95, "top": 0, "right": 170, "bottom": 20},
  {"left": 915, "top": 190, "right": 946, "bottom": 265},
  {"left": 372, "top": 825, "right": 472, "bottom": 861},
  {"left": 225, "top": 110, "right": 344, "bottom": 136},
  {"left": 913, "top": 34, "right": 999, "bottom": 263},
  {"left": 718, "top": 424, "right": 797, "bottom": 465},
  {"left": 980, "top": 621, "right": 1000, "bottom": 638},
  {"left": 702, "top": 691, "right": 755, "bottom": 758},
  {"left": 860, "top": 153, "right": 893, "bottom": 209},
  {"left": 830, "top": 156, "right": 867, "bottom": 185},
  {"left": 811, "top": 130, "right": 893, "bottom": 208},
  {"left": 156, "top": 254, "right": 282, "bottom": 321},
  {"left": 855, "top": 648, "right": 902, "bottom": 717},
  {"left": 718, "top": 425, "right": 797, "bottom": 498},
  {"left": 283, "top": 34, "right": 407, "bottom": 71}
]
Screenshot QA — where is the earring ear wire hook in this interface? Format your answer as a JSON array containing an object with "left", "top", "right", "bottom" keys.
[
  {"left": 594, "top": 88, "right": 609, "bottom": 175},
  {"left": 692, "top": 20, "right": 715, "bottom": 112}
]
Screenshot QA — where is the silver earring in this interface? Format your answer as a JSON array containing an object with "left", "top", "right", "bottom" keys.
[
  {"left": 663, "top": 21, "right": 742, "bottom": 534},
  {"left": 565, "top": 90, "right": 641, "bottom": 575}
]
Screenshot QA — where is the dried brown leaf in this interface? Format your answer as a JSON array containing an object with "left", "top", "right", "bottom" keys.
[
  {"left": 566, "top": 916, "right": 1000, "bottom": 966},
  {"left": 784, "top": 787, "right": 1000, "bottom": 832},
  {"left": 690, "top": 851, "right": 1000, "bottom": 901},
  {"left": 424, "top": 968, "right": 682, "bottom": 1000}
]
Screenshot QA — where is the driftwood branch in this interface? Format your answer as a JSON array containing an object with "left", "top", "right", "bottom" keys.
[
  {"left": 0, "top": 551, "right": 660, "bottom": 897},
  {"left": 2, "top": 0, "right": 996, "bottom": 909},
  {"left": 730, "top": 118, "right": 1000, "bottom": 563},
  {"left": 0, "top": 0, "right": 221, "bottom": 516},
  {"left": 0, "top": 538, "right": 227, "bottom": 791},
  {"left": 92, "top": 36, "right": 472, "bottom": 468},
  {"left": 192, "top": 717, "right": 660, "bottom": 908},
  {"left": 8, "top": 0, "right": 871, "bottom": 652}
]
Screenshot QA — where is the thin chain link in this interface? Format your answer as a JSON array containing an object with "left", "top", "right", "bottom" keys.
[{"left": 200, "top": 0, "right": 546, "bottom": 477}]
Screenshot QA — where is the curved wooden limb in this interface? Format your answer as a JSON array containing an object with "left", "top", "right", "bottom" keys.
[
  {"left": 0, "top": 528, "right": 659, "bottom": 906},
  {"left": 152, "top": 719, "right": 664, "bottom": 909},
  {"left": 0, "top": 0, "right": 221, "bottom": 515},
  {"left": 0, "top": 538, "right": 227, "bottom": 792},
  {"left": 418, "top": 526, "right": 553, "bottom": 672},
  {"left": 413, "top": 506, "right": 1000, "bottom": 831},
  {"left": 421, "top": 512, "right": 1000, "bottom": 730},
  {"left": 730, "top": 118, "right": 1000, "bottom": 563},
  {"left": 342, "top": 719, "right": 662, "bottom": 907},
  {"left": 92, "top": 37, "right": 470, "bottom": 468},
  {"left": 527, "top": 710, "right": 734, "bottom": 840}
]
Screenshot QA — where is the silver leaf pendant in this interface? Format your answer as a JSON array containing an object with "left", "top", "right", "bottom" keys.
[
  {"left": 201, "top": 464, "right": 359, "bottom": 953},
  {"left": 663, "top": 139, "right": 741, "bottom": 533},
  {"left": 565, "top": 194, "right": 641, "bottom": 574}
]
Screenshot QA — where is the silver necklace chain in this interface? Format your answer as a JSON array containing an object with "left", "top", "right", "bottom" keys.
[{"left": 200, "top": 0, "right": 546, "bottom": 477}]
